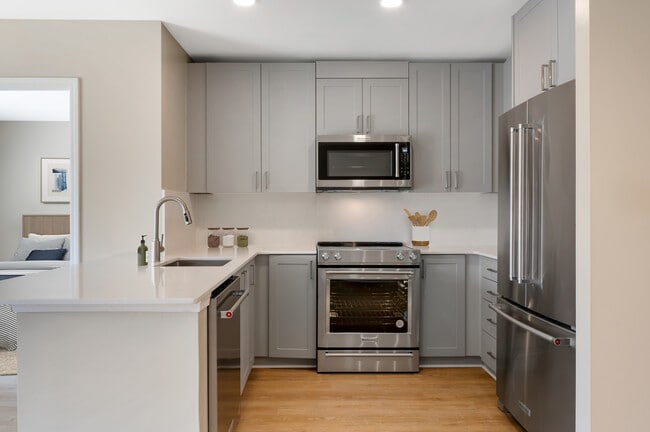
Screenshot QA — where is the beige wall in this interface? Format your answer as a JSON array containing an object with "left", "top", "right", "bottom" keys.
[
  {"left": 579, "top": 0, "right": 650, "bottom": 430},
  {"left": 0, "top": 21, "right": 189, "bottom": 261}
]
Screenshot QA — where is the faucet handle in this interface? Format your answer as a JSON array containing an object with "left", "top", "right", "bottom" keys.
[{"left": 160, "top": 234, "right": 165, "bottom": 252}]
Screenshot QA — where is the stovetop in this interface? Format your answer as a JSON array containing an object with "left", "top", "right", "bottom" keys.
[
  {"left": 317, "top": 241, "right": 420, "bottom": 266},
  {"left": 317, "top": 241, "right": 403, "bottom": 248}
]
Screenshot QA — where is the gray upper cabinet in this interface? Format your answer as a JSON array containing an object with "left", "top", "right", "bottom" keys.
[
  {"left": 512, "top": 0, "right": 575, "bottom": 106},
  {"left": 409, "top": 63, "right": 493, "bottom": 192},
  {"left": 261, "top": 63, "right": 316, "bottom": 192},
  {"left": 268, "top": 255, "right": 316, "bottom": 359},
  {"left": 420, "top": 255, "right": 466, "bottom": 357},
  {"left": 316, "top": 78, "right": 408, "bottom": 135},
  {"left": 206, "top": 63, "right": 261, "bottom": 193},
  {"left": 192, "top": 62, "right": 314, "bottom": 193},
  {"left": 450, "top": 63, "right": 493, "bottom": 193}
]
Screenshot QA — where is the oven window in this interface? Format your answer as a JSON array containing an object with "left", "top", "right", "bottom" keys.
[
  {"left": 328, "top": 280, "right": 409, "bottom": 333},
  {"left": 327, "top": 150, "right": 393, "bottom": 178}
]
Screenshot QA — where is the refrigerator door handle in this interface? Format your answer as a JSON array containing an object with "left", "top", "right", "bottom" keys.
[
  {"left": 489, "top": 304, "right": 574, "bottom": 347},
  {"left": 509, "top": 126, "right": 518, "bottom": 281}
]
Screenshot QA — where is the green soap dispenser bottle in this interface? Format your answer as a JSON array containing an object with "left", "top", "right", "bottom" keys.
[{"left": 138, "top": 235, "right": 148, "bottom": 266}]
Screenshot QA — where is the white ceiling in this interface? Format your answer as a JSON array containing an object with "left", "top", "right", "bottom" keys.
[{"left": 2, "top": 0, "right": 527, "bottom": 61}]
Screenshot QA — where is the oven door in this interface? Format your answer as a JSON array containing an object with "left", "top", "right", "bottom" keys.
[{"left": 317, "top": 267, "right": 420, "bottom": 349}]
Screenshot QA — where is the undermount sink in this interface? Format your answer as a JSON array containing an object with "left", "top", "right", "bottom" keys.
[{"left": 160, "top": 258, "right": 231, "bottom": 267}]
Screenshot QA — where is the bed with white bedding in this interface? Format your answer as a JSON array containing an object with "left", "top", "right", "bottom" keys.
[{"left": 0, "top": 215, "right": 70, "bottom": 349}]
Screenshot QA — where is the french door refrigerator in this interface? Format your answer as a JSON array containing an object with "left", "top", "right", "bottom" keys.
[{"left": 494, "top": 80, "right": 576, "bottom": 432}]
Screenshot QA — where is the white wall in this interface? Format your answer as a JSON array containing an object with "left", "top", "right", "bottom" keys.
[
  {"left": 0, "top": 21, "right": 188, "bottom": 261},
  {"left": 0, "top": 121, "right": 70, "bottom": 260},
  {"left": 576, "top": 0, "right": 650, "bottom": 430},
  {"left": 190, "top": 193, "right": 497, "bottom": 248}
]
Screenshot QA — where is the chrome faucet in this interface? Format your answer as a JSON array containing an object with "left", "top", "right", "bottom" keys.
[{"left": 152, "top": 196, "right": 193, "bottom": 263}]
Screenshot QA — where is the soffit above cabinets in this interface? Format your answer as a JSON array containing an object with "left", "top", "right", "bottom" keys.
[{"left": 4, "top": 0, "right": 528, "bottom": 61}]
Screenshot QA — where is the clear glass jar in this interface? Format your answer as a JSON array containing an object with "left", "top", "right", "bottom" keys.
[
  {"left": 207, "top": 227, "right": 221, "bottom": 248},
  {"left": 222, "top": 227, "right": 235, "bottom": 247},
  {"left": 236, "top": 227, "right": 249, "bottom": 247}
]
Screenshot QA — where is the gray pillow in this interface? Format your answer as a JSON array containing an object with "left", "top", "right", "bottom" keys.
[{"left": 13, "top": 237, "right": 65, "bottom": 261}]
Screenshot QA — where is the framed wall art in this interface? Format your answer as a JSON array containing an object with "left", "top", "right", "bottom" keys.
[{"left": 41, "top": 158, "right": 70, "bottom": 203}]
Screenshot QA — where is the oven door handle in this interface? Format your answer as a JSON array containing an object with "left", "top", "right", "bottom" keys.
[
  {"left": 324, "top": 271, "right": 415, "bottom": 276},
  {"left": 324, "top": 352, "right": 415, "bottom": 358}
]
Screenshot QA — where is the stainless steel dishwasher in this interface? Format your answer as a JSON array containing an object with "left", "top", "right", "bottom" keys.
[{"left": 208, "top": 275, "right": 248, "bottom": 432}]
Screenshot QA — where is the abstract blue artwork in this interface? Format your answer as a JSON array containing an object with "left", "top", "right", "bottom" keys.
[{"left": 41, "top": 158, "right": 70, "bottom": 203}]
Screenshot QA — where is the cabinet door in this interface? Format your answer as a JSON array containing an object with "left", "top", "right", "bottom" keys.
[
  {"left": 268, "top": 255, "right": 316, "bottom": 359},
  {"left": 451, "top": 63, "right": 493, "bottom": 192},
  {"left": 206, "top": 63, "right": 261, "bottom": 193},
  {"left": 408, "top": 63, "right": 451, "bottom": 192},
  {"left": 186, "top": 63, "right": 207, "bottom": 193},
  {"left": 513, "top": 0, "right": 558, "bottom": 105},
  {"left": 420, "top": 255, "right": 466, "bottom": 357},
  {"left": 362, "top": 78, "right": 409, "bottom": 135},
  {"left": 261, "top": 63, "right": 315, "bottom": 192},
  {"left": 316, "top": 79, "right": 363, "bottom": 135}
]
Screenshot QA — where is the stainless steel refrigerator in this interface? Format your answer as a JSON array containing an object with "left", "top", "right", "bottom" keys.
[{"left": 495, "top": 80, "right": 576, "bottom": 432}]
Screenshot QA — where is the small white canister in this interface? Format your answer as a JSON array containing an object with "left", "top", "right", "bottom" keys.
[
  {"left": 222, "top": 234, "right": 235, "bottom": 247},
  {"left": 411, "top": 226, "right": 429, "bottom": 247}
]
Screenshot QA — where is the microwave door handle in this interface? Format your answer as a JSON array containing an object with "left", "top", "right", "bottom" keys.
[{"left": 395, "top": 143, "right": 400, "bottom": 178}]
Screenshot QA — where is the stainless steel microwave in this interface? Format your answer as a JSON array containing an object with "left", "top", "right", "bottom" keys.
[{"left": 316, "top": 135, "right": 412, "bottom": 191}]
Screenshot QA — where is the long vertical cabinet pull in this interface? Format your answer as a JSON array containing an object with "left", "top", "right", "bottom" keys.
[
  {"left": 365, "top": 115, "right": 371, "bottom": 134},
  {"left": 540, "top": 64, "right": 549, "bottom": 91},
  {"left": 255, "top": 171, "right": 260, "bottom": 192},
  {"left": 356, "top": 115, "right": 362, "bottom": 134},
  {"left": 453, "top": 171, "right": 460, "bottom": 190},
  {"left": 509, "top": 124, "right": 539, "bottom": 283},
  {"left": 309, "top": 260, "right": 314, "bottom": 280},
  {"left": 265, "top": 171, "right": 270, "bottom": 191},
  {"left": 548, "top": 60, "right": 557, "bottom": 88},
  {"left": 444, "top": 171, "right": 451, "bottom": 191}
]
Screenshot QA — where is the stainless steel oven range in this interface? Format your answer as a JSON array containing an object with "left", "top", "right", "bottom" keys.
[{"left": 317, "top": 242, "right": 421, "bottom": 373}]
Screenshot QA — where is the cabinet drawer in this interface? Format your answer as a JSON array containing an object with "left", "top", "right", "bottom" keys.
[
  {"left": 481, "top": 278, "right": 499, "bottom": 303},
  {"left": 481, "top": 299, "right": 497, "bottom": 338},
  {"left": 481, "top": 330, "right": 497, "bottom": 373},
  {"left": 480, "top": 259, "right": 498, "bottom": 281}
]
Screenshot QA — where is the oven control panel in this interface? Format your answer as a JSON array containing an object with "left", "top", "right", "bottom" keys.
[{"left": 317, "top": 245, "right": 421, "bottom": 266}]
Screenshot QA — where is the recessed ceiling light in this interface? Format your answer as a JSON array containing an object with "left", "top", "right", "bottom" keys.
[
  {"left": 380, "top": 0, "right": 403, "bottom": 8},
  {"left": 233, "top": 0, "right": 255, "bottom": 7}
]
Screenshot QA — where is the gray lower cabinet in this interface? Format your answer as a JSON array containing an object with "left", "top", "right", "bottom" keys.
[
  {"left": 268, "top": 255, "right": 316, "bottom": 359},
  {"left": 420, "top": 255, "right": 466, "bottom": 357},
  {"left": 480, "top": 257, "right": 498, "bottom": 374}
]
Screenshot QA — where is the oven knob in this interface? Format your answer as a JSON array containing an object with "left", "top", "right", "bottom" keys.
[
  {"left": 408, "top": 252, "right": 418, "bottom": 261},
  {"left": 333, "top": 252, "right": 342, "bottom": 261},
  {"left": 396, "top": 252, "right": 405, "bottom": 261},
  {"left": 321, "top": 252, "right": 330, "bottom": 261}
]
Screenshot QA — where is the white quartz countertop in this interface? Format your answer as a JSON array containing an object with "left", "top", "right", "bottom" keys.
[{"left": 0, "top": 242, "right": 495, "bottom": 312}]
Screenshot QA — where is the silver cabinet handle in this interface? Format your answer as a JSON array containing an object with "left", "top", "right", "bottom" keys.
[
  {"left": 249, "top": 263, "right": 255, "bottom": 285},
  {"left": 255, "top": 171, "right": 260, "bottom": 191},
  {"left": 444, "top": 171, "right": 451, "bottom": 191},
  {"left": 486, "top": 290, "right": 499, "bottom": 297},
  {"left": 486, "top": 351, "right": 497, "bottom": 360},
  {"left": 453, "top": 171, "right": 460, "bottom": 190},
  {"left": 541, "top": 64, "right": 549, "bottom": 91},
  {"left": 219, "top": 290, "right": 249, "bottom": 319},
  {"left": 548, "top": 59, "right": 557, "bottom": 88},
  {"left": 486, "top": 318, "right": 497, "bottom": 325},
  {"left": 324, "top": 352, "right": 414, "bottom": 358},
  {"left": 486, "top": 268, "right": 497, "bottom": 273},
  {"left": 309, "top": 260, "right": 313, "bottom": 280},
  {"left": 356, "top": 115, "right": 362, "bottom": 134},
  {"left": 264, "top": 171, "right": 269, "bottom": 191},
  {"left": 365, "top": 115, "right": 371, "bottom": 134},
  {"left": 489, "top": 304, "right": 574, "bottom": 347}
]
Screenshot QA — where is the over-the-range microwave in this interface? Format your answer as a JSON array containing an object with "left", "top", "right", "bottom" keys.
[{"left": 316, "top": 135, "right": 412, "bottom": 191}]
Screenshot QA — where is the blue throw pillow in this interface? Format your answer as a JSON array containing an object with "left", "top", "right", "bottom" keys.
[{"left": 25, "top": 248, "right": 67, "bottom": 261}]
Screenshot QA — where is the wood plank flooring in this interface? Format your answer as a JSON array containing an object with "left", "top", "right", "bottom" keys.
[
  {"left": 238, "top": 368, "right": 523, "bottom": 432},
  {"left": 0, "top": 368, "right": 522, "bottom": 432}
]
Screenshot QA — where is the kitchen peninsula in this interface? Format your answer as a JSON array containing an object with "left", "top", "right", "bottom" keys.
[{"left": 0, "top": 243, "right": 495, "bottom": 432}]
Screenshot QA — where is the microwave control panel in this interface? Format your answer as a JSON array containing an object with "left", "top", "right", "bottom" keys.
[{"left": 399, "top": 144, "right": 411, "bottom": 179}]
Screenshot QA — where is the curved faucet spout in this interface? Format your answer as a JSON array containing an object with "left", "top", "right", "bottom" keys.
[{"left": 152, "top": 196, "right": 193, "bottom": 263}]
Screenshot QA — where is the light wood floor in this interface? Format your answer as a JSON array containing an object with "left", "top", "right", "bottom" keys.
[
  {"left": 239, "top": 368, "right": 523, "bottom": 432},
  {"left": 0, "top": 368, "right": 522, "bottom": 432}
]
